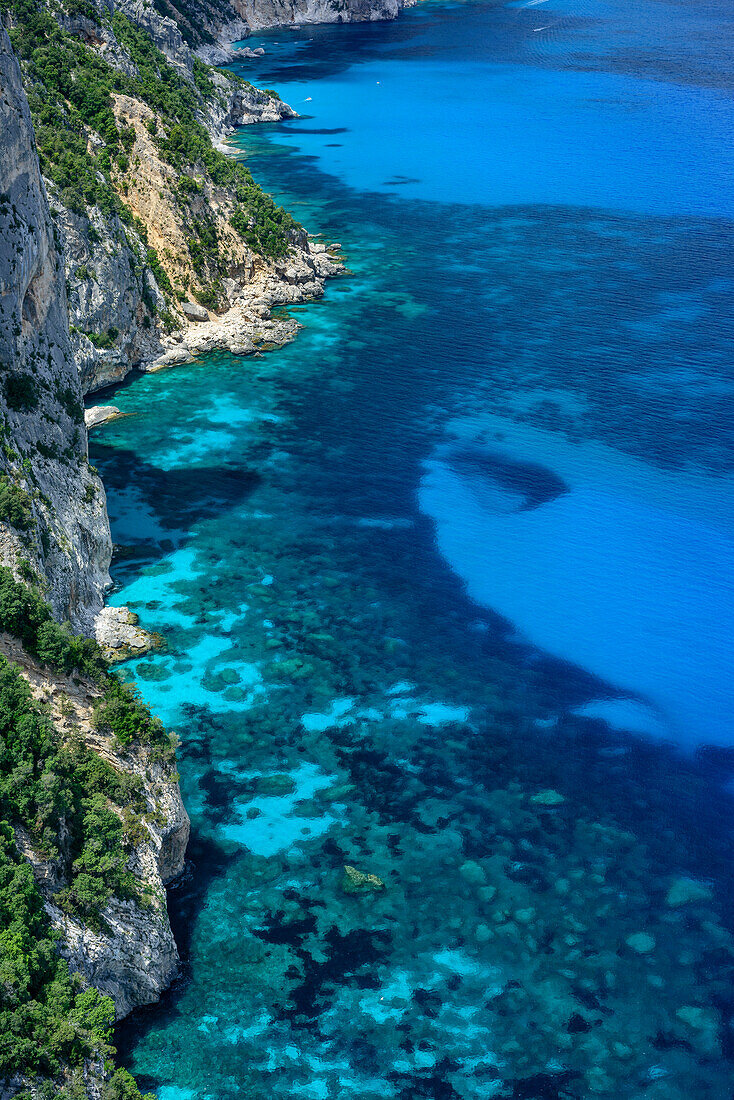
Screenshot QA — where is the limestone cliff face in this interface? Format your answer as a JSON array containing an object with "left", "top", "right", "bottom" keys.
[
  {"left": 2, "top": 632, "right": 190, "bottom": 1020},
  {"left": 0, "top": 24, "right": 189, "bottom": 1038},
  {"left": 12, "top": 0, "right": 336, "bottom": 395},
  {"left": 0, "top": 25, "right": 111, "bottom": 631},
  {"left": 232, "top": 0, "right": 413, "bottom": 32},
  {"left": 103, "top": 90, "right": 341, "bottom": 375},
  {"left": 153, "top": 0, "right": 413, "bottom": 49},
  {"left": 58, "top": 199, "right": 167, "bottom": 395},
  {"left": 6, "top": 0, "right": 400, "bottom": 397}
]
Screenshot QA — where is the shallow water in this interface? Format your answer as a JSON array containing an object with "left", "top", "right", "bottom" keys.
[{"left": 96, "top": 1, "right": 734, "bottom": 1096}]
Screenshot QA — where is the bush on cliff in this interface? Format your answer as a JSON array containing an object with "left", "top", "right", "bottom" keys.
[
  {"left": 0, "top": 566, "right": 107, "bottom": 681},
  {"left": 94, "top": 677, "right": 167, "bottom": 748},
  {"left": 0, "top": 631, "right": 169, "bottom": 1091},
  {"left": 0, "top": 569, "right": 171, "bottom": 752},
  {"left": 0, "top": 477, "right": 34, "bottom": 533},
  {"left": 0, "top": 822, "right": 117, "bottom": 1082},
  {"left": 0, "top": 658, "right": 162, "bottom": 1091}
]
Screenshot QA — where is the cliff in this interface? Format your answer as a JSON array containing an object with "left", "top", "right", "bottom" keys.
[
  {"left": 3, "top": 631, "right": 190, "bottom": 1020},
  {"left": 0, "top": 19, "right": 189, "bottom": 1099},
  {"left": 233, "top": 0, "right": 413, "bottom": 32},
  {"left": 0, "top": 0, "right": 400, "bottom": 1093},
  {"left": 144, "top": 0, "right": 414, "bottom": 55},
  {"left": 5, "top": 0, "right": 343, "bottom": 397},
  {"left": 0, "top": 23, "right": 111, "bottom": 632}
]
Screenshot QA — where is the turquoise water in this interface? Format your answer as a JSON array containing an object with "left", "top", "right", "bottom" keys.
[{"left": 95, "top": 1, "right": 734, "bottom": 1096}]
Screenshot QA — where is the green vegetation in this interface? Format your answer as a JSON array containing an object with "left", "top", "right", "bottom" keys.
[
  {"left": 2, "top": 0, "right": 300, "bottom": 322},
  {"left": 0, "top": 569, "right": 170, "bottom": 1096},
  {"left": 0, "top": 569, "right": 171, "bottom": 751},
  {"left": 94, "top": 677, "right": 167, "bottom": 748},
  {"left": 192, "top": 56, "right": 215, "bottom": 99},
  {"left": 4, "top": 0, "right": 131, "bottom": 218},
  {"left": 4, "top": 373, "right": 39, "bottom": 412},
  {"left": 0, "top": 662, "right": 155, "bottom": 1097},
  {"left": 0, "top": 477, "right": 34, "bottom": 532},
  {"left": 0, "top": 567, "right": 106, "bottom": 681},
  {"left": 55, "top": 384, "right": 85, "bottom": 425},
  {"left": 0, "top": 821, "right": 116, "bottom": 1081},
  {"left": 87, "top": 328, "right": 120, "bottom": 350},
  {"left": 110, "top": 11, "right": 298, "bottom": 261},
  {"left": 0, "top": 658, "right": 138, "bottom": 910}
]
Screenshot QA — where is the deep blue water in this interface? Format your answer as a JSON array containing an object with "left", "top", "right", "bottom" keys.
[{"left": 95, "top": 1, "right": 734, "bottom": 1097}]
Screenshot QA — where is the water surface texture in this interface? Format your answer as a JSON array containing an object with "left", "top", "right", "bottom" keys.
[{"left": 99, "top": 1, "right": 734, "bottom": 1096}]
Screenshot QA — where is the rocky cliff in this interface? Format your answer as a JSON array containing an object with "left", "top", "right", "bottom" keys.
[
  {"left": 147, "top": 0, "right": 414, "bottom": 54},
  {"left": 0, "top": 0, "right": 400, "bottom": 1093},
  {"left": 3, "top": 631, "right": 190, "bottom": 1020},
  {"left": 4, "top": 0, "right": 343, "bottom": 397},
  {"left": 0, "top": 23, "right": 111, "bottom": 631},
  {"left": 233, "top": 0, "right": 413, "bottom": 32},
  {"left": 0, "top": 19, "right": 190, "bottom": 1098}
]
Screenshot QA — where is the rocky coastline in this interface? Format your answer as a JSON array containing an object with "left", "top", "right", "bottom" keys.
[{"left": 0, "top": 0, "right": 410, "bottom": 1093}]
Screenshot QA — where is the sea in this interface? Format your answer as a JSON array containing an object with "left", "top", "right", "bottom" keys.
[{"left": 94, "top": 1, "right": 734, "bottom": 1096}]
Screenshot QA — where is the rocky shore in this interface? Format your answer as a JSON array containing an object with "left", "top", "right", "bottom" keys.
[
  {"left": 0, "top": 0, "right": 412, "bottom": 1093},
  {"left": 142, "top": 237, "right": 344, "bottom": 374}
]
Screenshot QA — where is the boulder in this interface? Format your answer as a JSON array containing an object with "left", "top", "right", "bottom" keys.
[
  {"left": 84, "top": 404, "right": 120, "bottom": 429},
  {"left": 182, "top": 301, "right": 209, "bottom": 321}
]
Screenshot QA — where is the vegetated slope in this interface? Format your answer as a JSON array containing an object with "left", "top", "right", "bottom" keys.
[
  {"left": 1, "top": 23, "right": 188, "bottom": 1097},
  {"left": 2, "top": 0, "right": 335, "bottom": 392},
  {"left": 0, "top": 568, "right": 189, "bottom": 1100}
]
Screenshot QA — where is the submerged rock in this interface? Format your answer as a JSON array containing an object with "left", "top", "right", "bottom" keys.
[
  {"left": 665, "top": 877, "right": 713, "bottom": 907},
  {"left": 531, "top": 789, "right": 565, "bottom": 806},
  {"left": 341, "top": 864, "right": 386, "bottom": 895},
  {"left": 625, "top": 932, "right": 656, "bottom": 954}
]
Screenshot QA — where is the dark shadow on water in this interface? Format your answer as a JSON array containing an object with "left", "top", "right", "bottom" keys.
[
  {"left": 113, "top": 830, "right": 236, "bottom": 1085},
  {"left": 281, "top": 124, "right": 350, "bottom": 134},
  {"left": 447, "top": 444, "right": 569, "bottom": 511},
  {"left": 90, "top": 442, "right": 262, "bottom": 583}
]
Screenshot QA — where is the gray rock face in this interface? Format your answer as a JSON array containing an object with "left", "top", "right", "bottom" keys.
[
  {"left": 206, "top": 68, "right": 297, "bottom": 141},
  {"left": 117, "top": 0, "right": 194, "bottom": 74},
  {"left": 36, "top": 2, "right": 296, "bottom": 396},
  {"left": 232, "top": 0, "right": 413, "bottom": 31},
  {"left": 84, "top": 405, "right": 122, "bottom": 429},
  {"left": 58, "top": 201, "right": 166, "bottom": 394},
  {"left": 156, "top": 0, "right": 413, "bottom": 46},
  {"left": 2, "top": 632, "right": 191, "bottom": 1022},
  {"left": 182, "top": 300, "right": 211, "bottom": 321},
  {"left": 46, "top": 750, "right": 190, "bottom": 1017},
  {"left": 0, "top": 15, "right": 191, "bottom": 1068},
  {"left": 0, "top": 25, "right": 111, "bottom": 632}
]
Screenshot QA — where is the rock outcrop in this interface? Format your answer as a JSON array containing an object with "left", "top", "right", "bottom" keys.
[
  {"left": 1, "top": 632, "right": 190, "bottom": 1020},
  {"left": 0, "top": 24, "right": 111, "bottom": 632},
  {"left": 149, "top": 0, "right": 414, "bottom": 50},
  {"left": 233, "top": 0, "right": 414, "bottom": 32},
  {"left": 0, "top": 19, "right": 189, "bottom": 1056},
  {"left": 8, "top": 0, "right": 340, "bottom": 396}
]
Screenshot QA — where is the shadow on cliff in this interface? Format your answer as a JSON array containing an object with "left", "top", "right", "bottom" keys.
[{"left": 90, "top": 441, "right": 262, "bottom": 584}]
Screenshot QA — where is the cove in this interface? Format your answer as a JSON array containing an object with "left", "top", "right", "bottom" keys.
[{"left": 94, "top": 1, "right": 734, "bottom": 1097}]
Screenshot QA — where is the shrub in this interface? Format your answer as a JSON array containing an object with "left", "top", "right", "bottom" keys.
[
  {"left": 0, "top": 476, "right": 34, "bottom": 531},
  {"left": 94, "top": 677, "right": 167, "bottom": 748},
  {"left": 0, "top": 567, "right": 107, "bottom": 681},
  {"left": 4, "top": 373, "right": 38, "bottom": 412}
]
